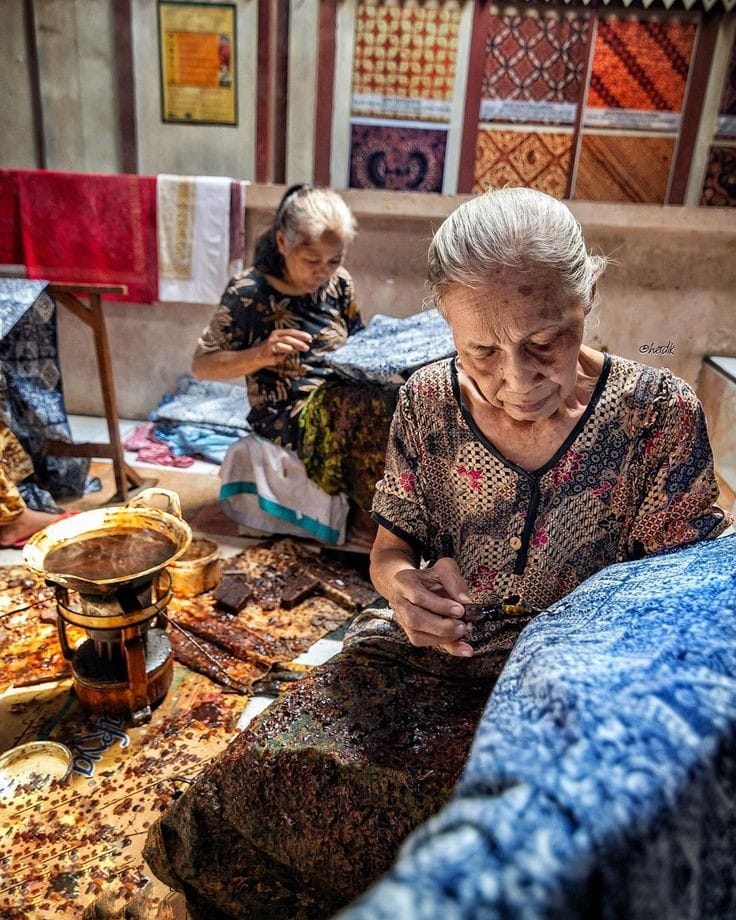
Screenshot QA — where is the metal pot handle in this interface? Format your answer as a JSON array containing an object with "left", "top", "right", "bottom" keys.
[{"left": 126, "top": 487, "right": 183, "bottom": 519}]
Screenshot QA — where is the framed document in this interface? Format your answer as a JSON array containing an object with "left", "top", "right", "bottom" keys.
[{"left": 158, "top": 1, "right": 237, "bottom": 126}]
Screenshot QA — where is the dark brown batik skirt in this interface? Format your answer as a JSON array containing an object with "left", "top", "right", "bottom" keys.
[
  {"left": 143, "top": 608, "right": 528, "bottom": 919},
  {"left": 297, "top": 379, "right": 399, "bottom": 513}
]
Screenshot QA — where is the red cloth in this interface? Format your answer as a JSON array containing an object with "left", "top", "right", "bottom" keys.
[
  {"left": 17, "top": 169, "right": 158, "bottom": 303},
  {"left": 0, "top": 171, "right": 23, "bottom": 266}
]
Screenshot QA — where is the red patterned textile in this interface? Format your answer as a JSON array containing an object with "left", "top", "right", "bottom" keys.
[
  {"left": 473, "top": 130, "right": 572, "bottom": 198},
  {"left": 18, "top": 169, "right": 158, "bottom": 303},
  {"left": 0, "top": 171, "right": 23, "bottom": 266},
  {"left": 588, "top": 19, "right": 696, "bottom": 113},
  {"left": 701, "top": 147, "right": 736, "bottom": 207},
  {"left": 351, "top": 2, "right": 460, "bottom": 122},
  {"left": 350, "top": 124, "right": 447, "bottom": 192},
  {"left": 482, "top": 13, "right": 590, "bottom": 106},
  {"left": 574, "top": 134, "right": 675, "bottom": 203}
]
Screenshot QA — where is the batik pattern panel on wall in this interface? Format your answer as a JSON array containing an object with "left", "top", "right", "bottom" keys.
[
  {"left": 715, "top": 37, "right": 736, "bottom": 140},
  {"left": 349, "top": 124, "right": 447, "bottom": 193},
  {"left": 480, "top": 12, "right": 590, "bottom": 126},
  {"left": 574, "top": 134, "right": 675, "bottom": 204},
  {"left": 585, "top": 17, "right": 696, "bottom": 131},
  {"left": 473, "top": 130, "right": 572, "bottom": 198},
  {"left": 701, "top": 146, "right": 736, "bottom": 207},
  {"left": 351, "top": 1, "right": 460, "bottom": 122}
]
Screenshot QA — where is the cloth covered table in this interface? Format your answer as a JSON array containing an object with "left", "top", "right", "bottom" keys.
[
  {"left": 0, "top": 279, "right": 93, "bottom": 510},
  {"left": 339, "top": 534, "right": 736, "bottom": 919}
]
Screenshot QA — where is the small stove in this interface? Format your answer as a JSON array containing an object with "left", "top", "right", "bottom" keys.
[{"left": 54, "top": 571, "right": 174, "bottom": 725}]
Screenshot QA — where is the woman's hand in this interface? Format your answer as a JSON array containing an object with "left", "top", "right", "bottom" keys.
[
  {"left": 260, "top": 328, "right": 312, "bottom": 367},
  {"left": 388, "top": 557, "right": 474, "bottom": 657}
]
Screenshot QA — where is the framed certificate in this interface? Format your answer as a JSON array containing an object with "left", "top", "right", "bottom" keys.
[{"left": 158, "top": 1, "right": 237, "bottom": 126}]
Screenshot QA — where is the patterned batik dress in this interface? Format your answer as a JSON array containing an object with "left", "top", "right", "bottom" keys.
[{"left": 373, "top": 353, "right": 730, "bottom": 611}]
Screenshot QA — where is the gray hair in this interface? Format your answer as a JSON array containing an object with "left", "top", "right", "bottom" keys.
[
  {"left": 281, "top": 186, "right": 356, "bottom": 247},
  {"left": 427, "top": 188, "right": 606, "bottom": 315}
]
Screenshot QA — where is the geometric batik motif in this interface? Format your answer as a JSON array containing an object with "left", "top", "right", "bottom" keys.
[
  {"left": 473, "top": 129, "right": 572, "bottom": 198},
  {"left": 574, "top": 133, "right": 675, "bottom": 203},
  {"left": 701, "top": 146, "right": 736, "bottom": 207},
  {"left": 587, "top": 17, "right": 696, "bottom": 128},
  {"left": 351, "top": 0, "right": 460, "bottom": 122},
  {"left": 480, "top": 12, "right": 590, "bottom": 125}
]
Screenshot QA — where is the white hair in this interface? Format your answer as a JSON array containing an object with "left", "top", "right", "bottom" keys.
[
  {"left": 281, "top": 187, "right": 356, "bottom": 247},
  {"left": 427, "top": 188, "right": 606, "bottom": 315}
]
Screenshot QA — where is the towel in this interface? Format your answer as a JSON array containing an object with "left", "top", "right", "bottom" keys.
[
  {"left": 17, "top": 169, "right": 158, "bottom": 303},
  {"left": 157, "top": 175, "right": 246, "bottom": 304}
]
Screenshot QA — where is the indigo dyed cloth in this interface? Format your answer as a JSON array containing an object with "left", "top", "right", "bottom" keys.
[
  {"left": 149, "top": 375, "right": 251, "bottom": 436},
  {"left": 324, "top": 310, "right": 455, "bottom": 385},
  {"left": 0, "top": 279, "right": 95, "bottom": 508},
  {"left": 340, "top": 534, "right": 736, "bottom": 920}
]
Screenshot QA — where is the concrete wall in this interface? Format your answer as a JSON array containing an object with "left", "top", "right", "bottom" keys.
[{"left": 57, "top": 185, "right": 736, "bottom": 420}]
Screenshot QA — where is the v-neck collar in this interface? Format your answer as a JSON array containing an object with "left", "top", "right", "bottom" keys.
[{"left": 450, "top": 352, "right": 612, "bottom": 479}]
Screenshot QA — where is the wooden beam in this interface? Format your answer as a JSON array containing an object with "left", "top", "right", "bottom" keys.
[
  {"left": 112, "top": 0, "right": 138, "bottom": 175},
  {"left": 566, "top": 11, "right": 598, "bottom": 200},
  {"left": 256, "top": 0, "right": 274, "bottom": 182},
  {"left": 23, "top": 0, "right": 46, "bottom": 168},
  {"left": 273, "top": 0, "right": 290, "bottom": 184},
  {"left": 667, "top": 10, "right": 722, "bottom": 205},
  {"left": 456, "top": 0, "right": 491, "bottom": 194},
  {"left": 314, "top": 0, "right": 338, "bottom": 185}
]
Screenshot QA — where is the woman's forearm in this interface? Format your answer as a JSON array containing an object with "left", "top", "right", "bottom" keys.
[
  {"left": 192, "top": 345, "right": 269, "bottom": 381},
  {"left": 369, "top": 528, "right": 419, "bottom": 601}
]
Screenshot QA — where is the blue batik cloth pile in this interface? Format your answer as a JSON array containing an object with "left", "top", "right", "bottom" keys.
[
  {"left": 340, "top": 534, "right": 736, "bottom": 919},
  {"left": 324, "top": 310, "right": 456, "bottom": 384},
  {"left": 0, "top": 279, "right": 99, "bottom": 510},
  {"left": 148, "top": 375, "right": 250, "bottom": 464}
]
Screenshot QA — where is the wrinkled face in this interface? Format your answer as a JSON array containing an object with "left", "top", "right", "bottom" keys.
[
  {"left": 443, "top": 273, "right": 587, "bottom": 423},
  {"left": 277, "top": 230, "right": 344, "bottom": 294}
]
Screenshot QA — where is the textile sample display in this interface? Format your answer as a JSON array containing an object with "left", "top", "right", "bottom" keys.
[
  {"left": 322, "top": 310, "right": 455, "bottom": 384},
  {"left": 473, "top": 129, "right": 573, "bottom": 197},
  {"left": 16, "top": 170, "right": 158, "bottom": 303},
  {"left": 157, "top": 175, "right": 246, "bottom": 304},
  {"left": 350, "top": 124, "right": 448, "bottom": 192},
  {"left": 701, "top": 146, "right": 736, "bottom": 207},
  {"left": 480, "top": 12, "right": 590, "bottom": 125},
  {"left": 338, "top": 534, "right": 736, "bottom": 919},
  {"left": 586, "top": 18, "right": 696, "bottom": 128},
  {"left": 574, "top": 133, "right": 675, "bottom": 203},
  {"left": 351, "top": 1, "right": 460, "bottom": 122}
]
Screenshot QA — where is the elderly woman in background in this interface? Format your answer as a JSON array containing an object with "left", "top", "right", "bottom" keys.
[
  {"left": 192, "top": 184, "right": 395, "bottom": 543},
  {"left": 146, "top": 189, "right": 730, "bottom": 920}
]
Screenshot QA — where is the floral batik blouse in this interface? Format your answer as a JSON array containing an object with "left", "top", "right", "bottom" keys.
[
  {"left": 372, "top": 354, "right": 731, "bottom": 611},
  {"left": 194, "top": 266, "right": 364, "bottom": 449}
]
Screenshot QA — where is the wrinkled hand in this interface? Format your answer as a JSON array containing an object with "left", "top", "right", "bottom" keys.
[
  {"left": 261, "top": 328, "right": 312, "bottom": 367},
  {"left": 388, "top": 557, "right": 474, "bottom": 657}
]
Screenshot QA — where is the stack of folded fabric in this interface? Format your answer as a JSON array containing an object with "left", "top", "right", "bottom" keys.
[{"left": 124, "top": 376, "right": 251, "bottom": 467}]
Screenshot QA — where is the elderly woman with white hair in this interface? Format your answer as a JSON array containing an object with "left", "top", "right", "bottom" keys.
[
  {"left": 370, "top": 187, "right": 730, "bottom": 655},
  {"left": 146, "top": 189, "right": 730, "bottom": 920}
]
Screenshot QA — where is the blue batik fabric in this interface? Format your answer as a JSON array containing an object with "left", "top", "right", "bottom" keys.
[
  {"left": 339, "top": 534, "right": 736, "bottom": 920},
  {"left": 324, "top": 309, "right": 456, "bottom": 384},
  {"left": 0, "top": 279, "right": 92, "bottom": 505}
]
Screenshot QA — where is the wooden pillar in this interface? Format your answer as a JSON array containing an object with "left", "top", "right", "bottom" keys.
[
  {"left": 456, "top": 0, "right": 491, "bottom": 194},
  {"left": 113, "top": 0, "right": 138, "bottom": 175},
  {"left": 314, "top": 0, "right": 338, "bottom": 186},
  {"left": 23, "top": 0, "right": 46, "bottom": 168}
]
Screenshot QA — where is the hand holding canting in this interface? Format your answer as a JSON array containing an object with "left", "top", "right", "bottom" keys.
[
  {"left": 388, "top": 557, "right": 474, "bottom": 657},
  {"left": 260, "top": 328, "right": 312, "bottom": 367}
]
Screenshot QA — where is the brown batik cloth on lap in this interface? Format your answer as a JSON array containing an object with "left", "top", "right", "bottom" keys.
[{"left": 143, "top": 607, "right": 529, "bottom": 919}]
